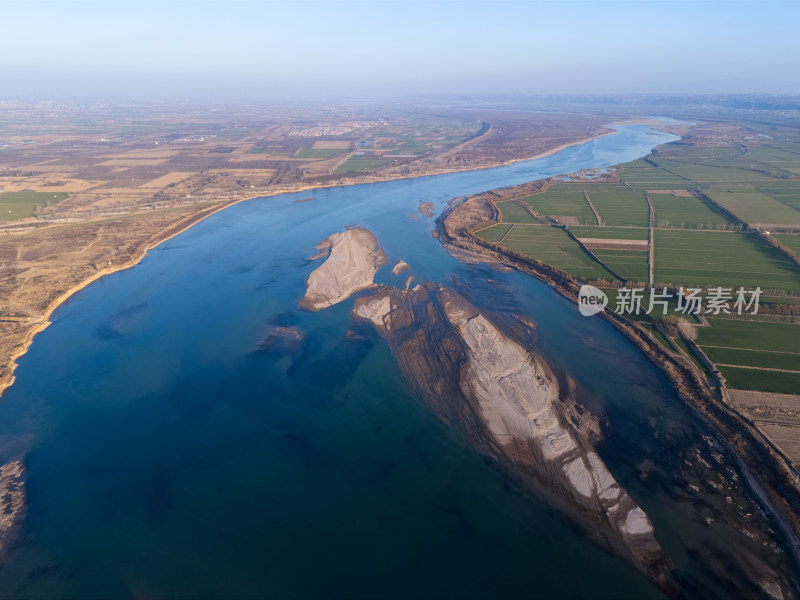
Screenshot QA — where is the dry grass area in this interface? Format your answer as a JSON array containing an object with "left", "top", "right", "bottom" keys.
[
  {"left": 0, "top": 201, "right": 233, "bottom": 396},
  {"left": 98, "top": 158, "right": 169, "bottom": 167},
  {"left": 138, "top": 172, "right": 195, "bottom": 188},
  {"left": 728, "top": 389, "right": 800, "bottom": 461}
]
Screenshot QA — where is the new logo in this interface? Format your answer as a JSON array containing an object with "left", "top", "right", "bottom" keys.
[{"left": 578, "top": 285, "right": 608, "bottom": 317}]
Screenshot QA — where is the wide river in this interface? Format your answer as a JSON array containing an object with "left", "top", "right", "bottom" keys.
[{"left": 0, "top": 125, "right": 795, "bottom": 598}]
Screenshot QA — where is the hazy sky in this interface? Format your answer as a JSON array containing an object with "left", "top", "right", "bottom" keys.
[{"left": 3, "top": 1, "right": 799, "bottom": 100}]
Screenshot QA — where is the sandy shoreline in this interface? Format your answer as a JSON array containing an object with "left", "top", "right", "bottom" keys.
[
  {"left": 0, "top": 200, "right": 250, "bottom": 399},
  {"left": 0, "top": 129, "right": 614, "bottom": 400}
]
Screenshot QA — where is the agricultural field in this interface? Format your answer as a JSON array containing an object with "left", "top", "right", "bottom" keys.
[
  {"left": 0, "top": 191, "right": 69, "bottom": 221},
  {"left": 591, "top": 249, "right": 649, "bottom": 282},
  {"left": 719, "top": 368, "right": 800, "bottom": 395},
  {"left": 746, "top": 148, "right": 800, "bottom": 175},
  {"left": 618, "top": 166, "right": 694, "bottom": 189},
  {"left": 696, "top": 319, "right": 800, "bottom": 394},
  {"left": 360, "top": 118, "right": 482, "bottom": 157},
  {"left": 478, "top": 224, "right": 615, "bottom": 281},
  {"left": 568, "top": 226, "right": 649, "bottom": 240},
  {"left": 521, "top": 189, "right": 597, "bottom": 224},
  {"left": 705, "top": 190, "right": 800, "bottom": 226},
  {"left": 697, "top": 319, "right": 799, "bottom": 353},
  {"left": 585, "top": 186, "right": 649, "bottom": 226},
  {"left": 482, "top": 136, "right": 800, "bottom": 420},
  {"left": 701, "top": 346, "right": 800, "bottom": 372},
  {"left": 763, "top": 182, "right": 800, "bottom": 208},
  {"left": 655, "top": 159, "right": 779, "bottom": 183},
  {"left": 475, "top": 223, "right": 513, "bottom": 242},
  {"left": 653, "top": 229, "right": 800, "bottom": 294},
  {"left": 334, "top": 153, "right": 394, "bottom": 174},
  {"left": 774, "top": 233, "right": 800, "bottom": 254},
  {"left": 497, "top": 201, "right": 540, "bottom": 223},
  {"left": 650, "top": 191, "right": 735, "bottom": 229},
  {"left": 484, "top": 138, "right": 800, "bottom": 425},
  {"left": 295, "top": 148, "right": 347, "bottom": 159}
]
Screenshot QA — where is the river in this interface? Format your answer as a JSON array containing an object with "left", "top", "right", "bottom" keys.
[{"left": 0, "top": 125, "right": 795, "bottom": 598}]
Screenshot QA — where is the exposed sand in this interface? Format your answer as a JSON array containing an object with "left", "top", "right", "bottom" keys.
[
  {"left": 438, "top": 292, "right": 658, "bottom": 548},
  {"left": 392, "top": 260, "right": 410, "bottom": 275},
  {"left": 0, "top": 459, "right": 24, "bottom": 555},
  {"left": 300, "top": 227, "right": 387, "bottom": 311},
  {"left": 564, "top": 457, "right": 595, "bottom": 497},
  {"left": 442, "top": 299, "right": 565, "bottom": 449},
  {"left": 623, "top": 507, "right": 654, "bottom": 535},
  {"left": 353, "top": 295, "right": 392, "bottom": 328},
  {"left": 351, "top": 283, "right": 666, "bottom": 581}
]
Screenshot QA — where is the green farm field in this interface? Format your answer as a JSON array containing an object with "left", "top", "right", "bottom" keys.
[
  {"left": 334, "top": 153, "right": 393, "bottom": 173},
  {"left": 705, "top": 190, "right": 800, "bottom": 226},
  {"left": 653, "top": 230, "right": 800, "bottom": 293},
  {"left": 479, "top": 224, "right": 614, "bottom": 281},
  {"left": 0, "top": 191, "right": 69, "bottom": 221},
  {"left": 521, "top": 191, "right": 597, "bottom": 224},
  {"left": 650, "top": 192, "right": 734, "bottom": 229},
  {"left": 475, "top": 223, "right": 513, "bottom": 242},
  {"left": 618, "top": 166, "right": 694, "bottom": 189},
  {"left": 591, "top": 249, "right": 649, "bottom": 281},
  {"left": 497, "top": 201, "right": 539, "bottom": 223},
  {"left": 697, "top": 319, "right": 800, "bottom": 393},
  {"left": 747, "top": 148, "right": 800, "bottom": 175},
  {"left": 774, "top": 234, "right": 800, "bottom": 254},
  {"left": 568, "top": 226, "right": 649, "bottom": 240},
  {"left": 697, "top": 319, "right": 800, "bottom": 353},
  {"left": 585, "top": 187, "right": 649, "bottom": 227},
  {"left": 654, "top": 159, "right": 779, "bottom": 183},
  {"left": 718, "top": 367, "right": 800, "bottom": 395},
  {"left": 702, "top": 346, "right": 800, "bottom": 372}
]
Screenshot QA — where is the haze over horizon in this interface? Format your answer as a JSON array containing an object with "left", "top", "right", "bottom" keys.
[{"left": 3, "top": 0, "right": 800, "bottom": 101}]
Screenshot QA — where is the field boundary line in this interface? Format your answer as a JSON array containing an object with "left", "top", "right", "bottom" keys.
[
  {"left": 583, "top": 191, "right": 603, "bottom": 226},
  {"left": 498, "top": 223, "right": 515, "bottom": 244},
  {"left": 696, "top": 190, "right": 747, "bottom": 226},
  {"left": 561, "top": 226, "right": 622, "bottom": 282},
  {"left": 514, "top": 199, "right": 544, "bottom": 223},
  {"left": 658, "top": 166, "right": 700, "bottom": 186},
  {"left": 716, "top": 364, "right": 800, "bottom": 374},
  {"left": 700, "top": 344, "right": 800, "bottom": 355},
  {"left": 471, "top": 222, "right": 502, "bottom": 235}
]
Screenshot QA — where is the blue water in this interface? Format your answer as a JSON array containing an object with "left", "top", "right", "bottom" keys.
[{"left": 0, "top": 125, "right": 793, "bottom": 598}]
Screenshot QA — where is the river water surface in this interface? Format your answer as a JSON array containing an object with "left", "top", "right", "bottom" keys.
[{"left": 0, "top": 126, "right": 795, "bottom": 599}]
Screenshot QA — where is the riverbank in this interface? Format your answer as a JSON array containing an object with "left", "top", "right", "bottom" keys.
[
  {"left": 435, "top": 187, "right": 800, "bottom": 574},
  {"left": 0, "top": 199, "right": 252, "bottom": 399},
  {"left": 0, "top": 129, "right": 617, "bottom": 401}
]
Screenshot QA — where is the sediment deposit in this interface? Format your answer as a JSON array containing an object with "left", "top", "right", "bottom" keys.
[
  {"left": 352, "top": 283, "right": 669, "bottom": 582},
  {"left": 299, "top": 227, "right": 387, "bottom": 311}
]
